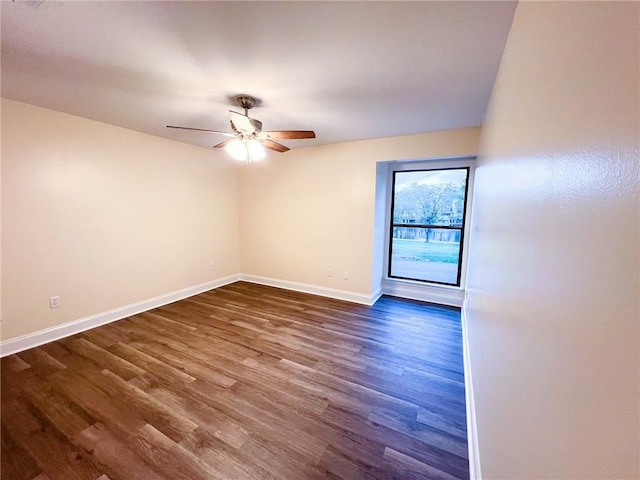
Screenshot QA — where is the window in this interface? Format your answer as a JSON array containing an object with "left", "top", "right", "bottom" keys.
[{"left": 388, "top": 167, "right": 470, "bottom": 286}]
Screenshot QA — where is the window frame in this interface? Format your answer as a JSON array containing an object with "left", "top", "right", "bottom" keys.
[{"left": 385, "top": 160, "right": 475, "bottom": 289}]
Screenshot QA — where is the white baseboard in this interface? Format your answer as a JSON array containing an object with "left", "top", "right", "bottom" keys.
[
  {"left": 239, "top": 274, "right": 381, "bottom": 306},
  {"left": 461, "top": 299, "right": 482, "bottom": 480},
  {"left": 382, "top": 279, "right": 465, "bottom": 307},
  {"left": 0, "top": 274, "right": 436, "bottom": 357},
  {"left": 370, "top": 286, "right": 383, "bottom": 305},
  {"left": 0, "top": 274, "right": 241, "bottom": 358}
]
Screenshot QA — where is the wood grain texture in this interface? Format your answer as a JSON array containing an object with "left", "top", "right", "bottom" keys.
[{"left": 1, "top": 282, "right": 469, "bottom": 479}]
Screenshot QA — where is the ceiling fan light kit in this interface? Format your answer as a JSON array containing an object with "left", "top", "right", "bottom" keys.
[
  {"left": 167, "top": 95, "right": 316, "bottom": 163},
  {"left": 225, "top": 138, "right": 266, "bottom": 163}
]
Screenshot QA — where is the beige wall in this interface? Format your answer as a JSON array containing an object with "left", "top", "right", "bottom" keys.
[
  {"left": 239, "top": 128, "right": 480, "bottom": 296},
  {"left": 2, "top": 99, "right": 241, "bottom": 341},
  {"left": 466, "top": 2, "right": 639, "bottom": 479},
  {"left": 1, "top": 98, "right": 478, "bottom": 342}
]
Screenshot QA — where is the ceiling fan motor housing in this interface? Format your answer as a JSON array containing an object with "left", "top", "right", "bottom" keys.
[{"left": 236, "top": 95, "right": 257, "bottom": 112}]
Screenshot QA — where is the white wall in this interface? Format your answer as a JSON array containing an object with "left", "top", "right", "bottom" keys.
[
  {"left": 466, "top": 2, "right": 639, "bottom": 479},
  {"left": 2, "top": 99, "right": 241, "bottom": 341},
  {"left": 239, "top": 128, "right": 480, "bottom": 298}
]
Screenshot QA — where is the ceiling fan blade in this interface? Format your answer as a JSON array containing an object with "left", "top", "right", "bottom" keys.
[
  {"left": 166, "top": 125, "right": 233, "bottom": 136},
  {"left": 261, "top": 130, "right": 316, "bottom": 140},
  {"left": 262, "top": 140, "right": 290, "bottom": 153},
  {"left": 229, "top": 111, "right": 262, "bottom": 134},
  {"left": 212, "top": 139, "right": 236, "bottom": 149}
]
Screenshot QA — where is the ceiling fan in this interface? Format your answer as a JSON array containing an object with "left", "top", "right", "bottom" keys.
[{"left": 167, "top": 95, "right": 316, "bottom": 162}]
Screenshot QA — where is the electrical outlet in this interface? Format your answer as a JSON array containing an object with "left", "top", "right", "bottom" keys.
[
  {"left": 343, "top": 271, "right": 349, "bottom": 280},
  {"left": 326, "top": 268, "right": 333, "bottom": 277},
  {"left": 209, "top": 262, "right": 215, "bottom": 271},
  {"left": 49, "top": 296, "right": 60, "bottom": 309}
]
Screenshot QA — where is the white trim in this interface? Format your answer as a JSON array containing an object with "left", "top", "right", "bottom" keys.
[
  {"left": 370, "top": 286, "right": 383, "bottom": 305},
  {"left": 0, "top": 274, "right": 241, "bottom": 357},
  {"left": 382, "top": 278, "right": 465, "bottom": 307},
  {"left": 461, "top": 299, "right": 482, "bottom": 480},
  {"left": 0, "top": 274, "right": 383, "bottom": 357},
  {"left": 239, "top": 274, "right": 380, "bottom": 306}
]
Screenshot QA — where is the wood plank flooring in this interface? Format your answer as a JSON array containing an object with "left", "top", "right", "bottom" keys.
[{"left": 1, "top": 282, "right": 469, "bottom": 480}]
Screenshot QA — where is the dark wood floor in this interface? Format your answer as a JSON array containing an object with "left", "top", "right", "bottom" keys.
[{"left": 1, "top": 282, "right": 469, "bottom": 480}]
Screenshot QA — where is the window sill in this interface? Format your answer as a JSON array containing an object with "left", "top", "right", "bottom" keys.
[{"left": 382, "top": 277, "right": 465, "bottom": 307}]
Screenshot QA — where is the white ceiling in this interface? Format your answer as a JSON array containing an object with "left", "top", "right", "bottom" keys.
[{"left": 1, "top": 1, "right": 517, "bottom": 150}]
